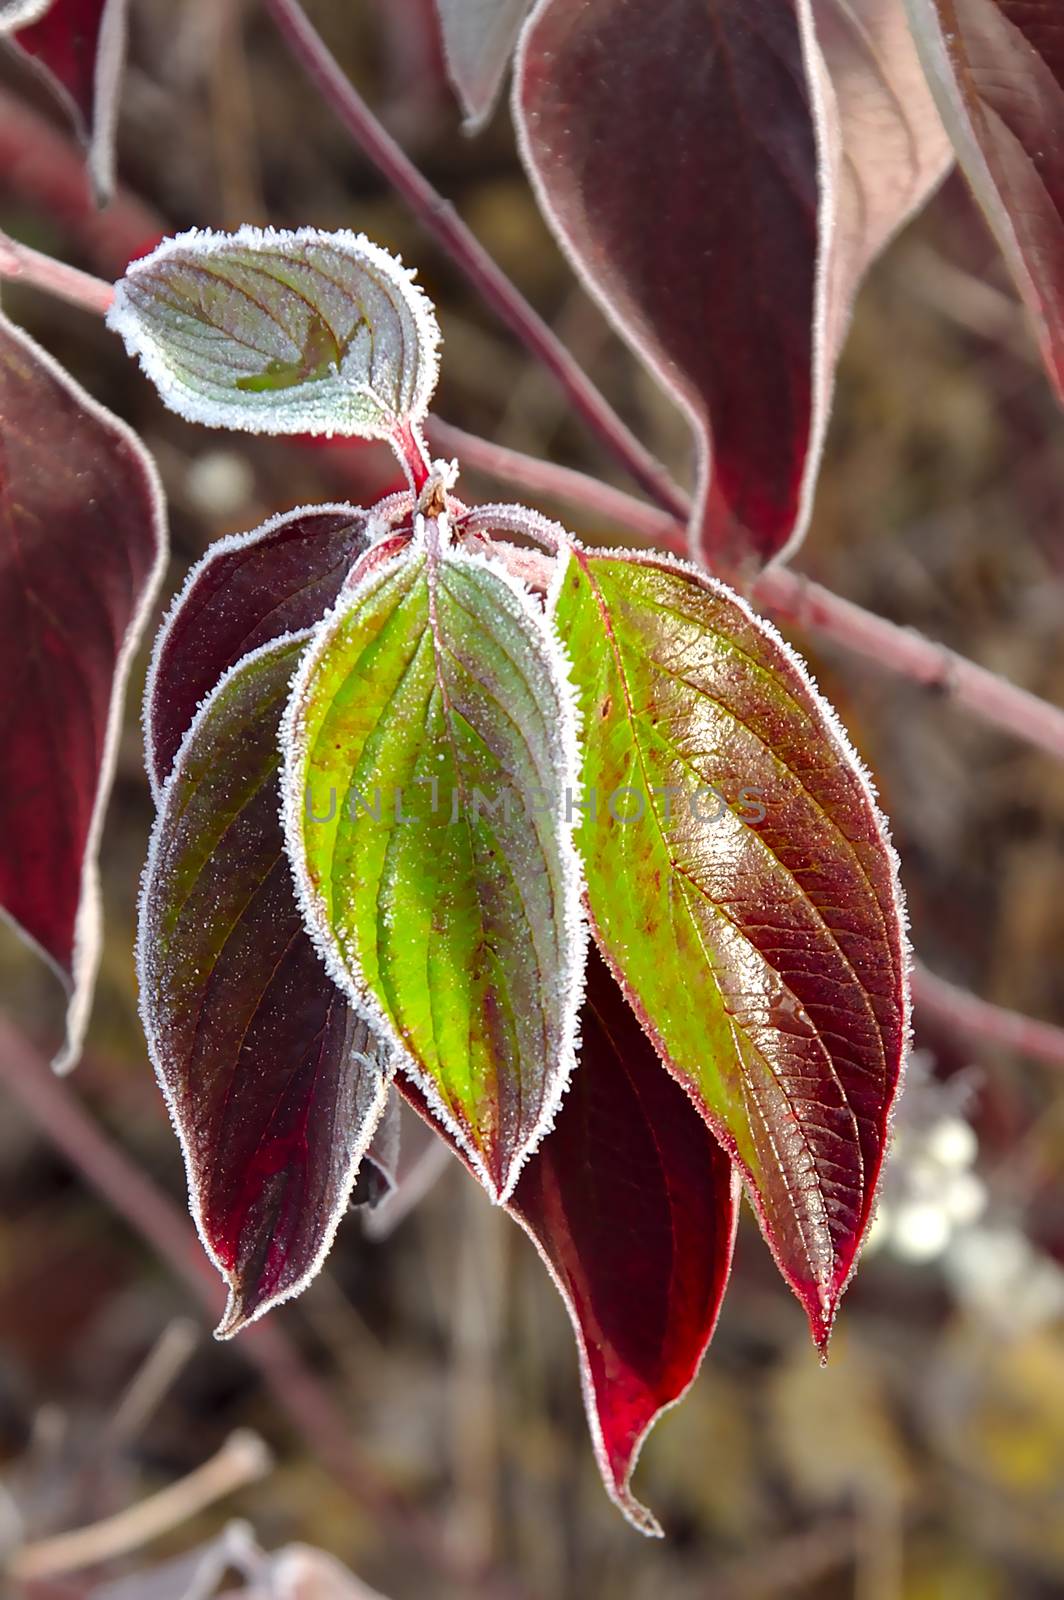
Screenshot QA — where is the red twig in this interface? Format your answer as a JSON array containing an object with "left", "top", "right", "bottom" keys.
[
  {"left": 263, "top": 0, "right": 688, "bottom": 521},
  {"left": 427, "top": 419, "right": 1064, "bottom": 766},
  {"left": 912, "top": 964, "right": 1064, "bottom": 1068},
  {"left": 0, "top": 1018, "right": 515, "bottom": 1595},
  {"left": 0, "top": 232, "right": 115, "bottom": 316}
]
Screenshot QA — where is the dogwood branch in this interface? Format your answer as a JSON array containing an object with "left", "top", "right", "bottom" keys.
[
  {"left": 912, "top": 964, "right": 1064, "bottom": 1069},
  {"left": 0, "top": 230, "right": 115, "bottom": 315}
]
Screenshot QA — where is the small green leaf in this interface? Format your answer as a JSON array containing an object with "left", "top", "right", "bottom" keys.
[
  {"left": 551, "top": 549, "right": 909, "bottom": 1345},
  {"left": 107, "top": 226, "right": 440, "bottom": 439},
  {"left": 282, "top": 532, "right": 585, "bottom": 1202}
]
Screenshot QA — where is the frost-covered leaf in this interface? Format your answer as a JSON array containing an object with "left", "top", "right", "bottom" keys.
[
  {"left": 5, "top": 0, "right": 129, "bottom": 204},
  {"left": 145, "top": 502, "right": 392, "bottom": 798},
  {"left": 903, "top": 0, "right": 1064, "bottom": 403},
  {"left": 282, "top": 529, "right": 585, "bottom": 1203},
  {"left": 551, "top": 549, "right": 909, "bottom": 1345},
  {"left": 108, "top": 227, "right": 441, "bottom": 441},
  {"left": 515, "top": 0, "right": 828, "bottom": 572},
  {"left": 515, "top": 0, "right": 952, "bottom": 572},
  {"left": 140, "top": 633, "right": 394, "bottom": 1335},
  {"left": 402, "top": 948, "right": 739, "bottom": 1535},
  {"left": 435, "top": 0, "right": 531, "bottom": 129},
  {"left": 814, "top": 0, "right": 953, "bottom": 362},
  {"left": 0, "top": 306, "right": 166, "bottom": 1070}
]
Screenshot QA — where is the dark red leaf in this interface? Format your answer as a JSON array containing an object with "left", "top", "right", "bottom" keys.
[
  {"left": 401, "top": 949, "right": 740, "bottom": 1534},
  {"left": 9, "top": 0, "right": 128, "bottom": 202},
  {"left": 0, "top": 308, "right": 166, "bottom": 1069},
  {"left": 516, "top": 0, "right": 953, "bottom": 572},
  {"left": 904, "top": 0, "right": 1064, "bottom": 403},
  {"left": 145, "top": 501, "right": 407, "bottom": 796},
  {"left": 140, "top": 633, "right": 393, "bottom": 1335},
  {"left": 516, "top": 0, "right": 825, "bottom": 572}
]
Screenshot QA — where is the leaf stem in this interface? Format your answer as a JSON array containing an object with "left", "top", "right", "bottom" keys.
[
  {"left": 263, "top": 0, "right": 687, "bottom": 520},
  {"left": 427, "top": 418, "right": 1064, "bottom": 765},
  {"left": 391, "top": 417, "right": 431, "bottom": 493},
  {"left": 0, "top": 229, "right": 115, "bottom": 316}
]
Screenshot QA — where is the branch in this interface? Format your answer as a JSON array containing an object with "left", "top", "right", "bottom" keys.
[
  {"left": 912, "top": 963, "right": 1064, "bottom": 1068},
  {"left": 262, "top": 0, "right": 687, "bottom": 521},
  {"left": 6, "top": 211, "right": 1062, "bottom": 770},
  {"left": 428, "top": 419, "right": 1064, "bottom": 765},
  {"left": 0, "top": 1018, "right": 513, "bottom": 1596},
  {"left": 0, "top": 231, "right": 115, "bottom": 316},
  {"left": 8, "top": 1431, "right": 271, "bottom": 1581}
]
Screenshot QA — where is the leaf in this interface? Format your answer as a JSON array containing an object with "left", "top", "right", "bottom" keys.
[
  {"left": 515, "top": 0, "right": 829, "bottom": 572},
  {"left": 435, "top": 0, "right": 531, "bottom": 130},
  {"left": 902, "top": 0, "right": 1064, "bottom": 403},
  {"left": 0, "top": 306, "right": 167, "bottom": 1071},
  {"left": 401, "top": 948, "right": 740, "bottom": 1536},
  {"left": 139, "top": 632, "right": 394, "bottom": 1335},
  {"left": 107, "top": 227, "right": 441, "bottom": 441},
  {"left": 813, "top": 0, "right": 954, "bottom": 363},
  {"left": 5, "top": 0, "right": 130, "bottom": 204},
  {"left": 282, "top": 533, "right": 585, "bottom": 1203},
  {"left": 551, "top": 548, "right": 909, "bottom": 1345},
  {"left": 145, "top": 502, "right": 392, "bottom": 798},
  {"left": 515, "top": 0, "right": 953, "bottom": 573}
]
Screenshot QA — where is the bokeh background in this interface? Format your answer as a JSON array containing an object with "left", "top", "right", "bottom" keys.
[{"left": 2, "top": 2, "right": 1064, "bottom": 1596}]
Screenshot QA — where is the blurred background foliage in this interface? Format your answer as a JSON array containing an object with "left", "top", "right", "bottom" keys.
[{"left": 1, "top": 1, "right": 1063, "bottom": 1596}]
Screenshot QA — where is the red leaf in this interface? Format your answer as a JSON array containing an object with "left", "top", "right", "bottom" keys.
[
  {"left": 515, "top": 0, "right": 827, "bottom": 572},
  {"left": 401, "top": 949, "right": 740, "bottom": 1535},
  {"left": 904, "top": 0, "right": 1064, "bottom": 403},
  {"left": 552, "top": 549, "right": 909, "bottom": 1347},
  {"left": 515, "top": 0, "right": 952, "bottom": 572},
  {"left": 9, "top": 0, "right": 129, "bottom": 203},
  {"left": 145, "top": 501, "right": 400, "bottom": 796},
  {"left": 0, "top": 308, "right": 166, "bottom": 1070},
  {"left": 140, "top": 633, "right": 394, "bottom": 1335}
]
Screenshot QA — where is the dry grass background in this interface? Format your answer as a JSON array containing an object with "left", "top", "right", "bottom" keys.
[{"left": 1, "top": 1, "right": 1064, "bottom": 1596}]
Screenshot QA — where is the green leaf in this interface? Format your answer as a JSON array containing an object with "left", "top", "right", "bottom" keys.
[
  {"left": 282, "top": 534, "right": 585, "bottom": 1202},
  {"left": 551, "top": 549, "right": 909, "bottom": 1345},
  {"left": 107, "top": 226, "right": 440, "bottom": 439}
]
